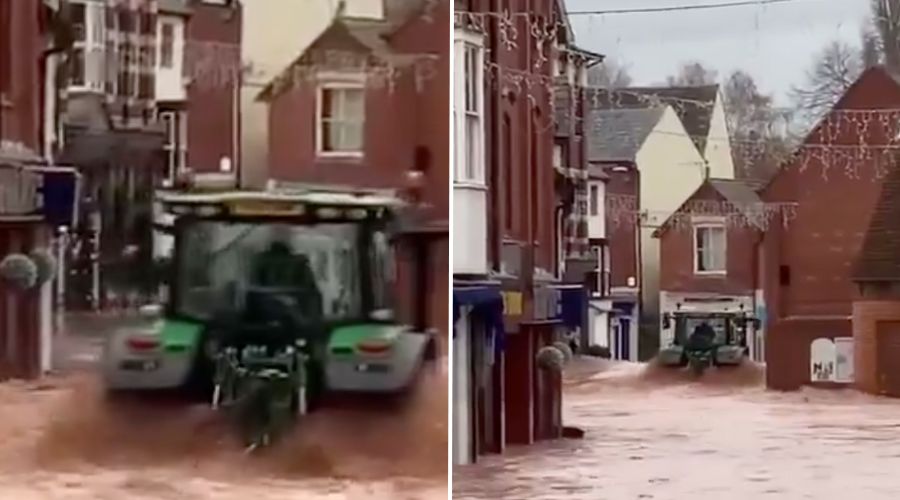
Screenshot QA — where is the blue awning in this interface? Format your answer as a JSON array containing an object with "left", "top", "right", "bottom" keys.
[{"left": 453, "top": 285, "right": 505, "bottom": 350}]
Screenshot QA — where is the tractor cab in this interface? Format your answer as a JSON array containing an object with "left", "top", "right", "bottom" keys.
[
  {"left": 657, "top": 311, "right": 758, "bottom": 368},
  {"left": 103, "top": 185, "right": 439, "bottom": 401}
]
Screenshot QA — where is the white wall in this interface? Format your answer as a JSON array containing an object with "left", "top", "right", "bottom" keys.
[
  {"left": 240, "top": 0, "right": 384, "bottom": 187},
  {"left": 155, "top": 14, "right": 187, "bottom": 102},
  {"left": 453, "top": 186, "right": 487, "bottom": 275},
  {"left": 704, "top": 95, "right": 736, "bottom": 179},
  {"left": 453, "top": 310, "right": 472, "bottom": 465},
  {"left": 587, "top": 180, "right": 606, "bottom": 240},
  {"left": 636, "top": 105, "right": 707, "bottom": 329}
]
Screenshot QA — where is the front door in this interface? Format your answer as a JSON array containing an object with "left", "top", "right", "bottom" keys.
[{"left": 619, "top": 318, "right": 631, "bottom": 360}]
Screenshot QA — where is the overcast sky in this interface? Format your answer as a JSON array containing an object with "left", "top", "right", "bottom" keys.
[{"left": 564, "top": 0, "right": 871, "bottom": 106}]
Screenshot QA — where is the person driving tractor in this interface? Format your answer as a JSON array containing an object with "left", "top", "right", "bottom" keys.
[
  {"left": 687, "top": 321, "right": 717, "bottom": 351},
  {"left": 251, "top": 226, "right": 323, "bottom": 321}
]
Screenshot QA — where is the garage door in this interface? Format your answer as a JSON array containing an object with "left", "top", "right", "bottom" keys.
[{"left": 876, "top": 321, "right": 900, "bottom": 396}]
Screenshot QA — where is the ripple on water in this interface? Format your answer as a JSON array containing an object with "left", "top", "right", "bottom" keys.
[{"left": 456, "top": 359, "right": 900, "bottom": 500}]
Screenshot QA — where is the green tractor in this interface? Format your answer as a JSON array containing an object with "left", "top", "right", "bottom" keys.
[
  {"left": 102, "top": 187, "right": 442, "bottom": 450},
  {"left": 656, "top": 311, "right": 758, "bottom": 376}
]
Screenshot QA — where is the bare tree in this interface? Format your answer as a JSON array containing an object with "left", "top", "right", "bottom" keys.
[
  {"left": 862, "top": 23, "right": 883, "bottom": 69},
  {"left": 588, "top": 58, "right": 633, "bottom": 89},
  {"left": 666, "top": 61, "right": 718, "bottom": 86},
  {"left": 790, "top": 40, "right": 862, "bottom": 126},
  {"left": 723, "top": 70, "right": 793, "bottom": 180},
  {"left": 872, "top": 0, "right": 900, "bottom": 73}
]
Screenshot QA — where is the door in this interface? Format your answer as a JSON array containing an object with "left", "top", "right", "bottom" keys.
[
  {"left": 876, "top": 321, "right": 900, "bottom": 396},
  {"left": 619, "top": 318, "right": 631, "bottom": 360}
]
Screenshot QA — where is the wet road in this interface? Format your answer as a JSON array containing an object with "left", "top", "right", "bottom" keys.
[
  {"left": 454, "top": 360, "right": 900, "bottom": 500},
  {"left": 0, "top": 313, "right": 448, "bottom": 499}
]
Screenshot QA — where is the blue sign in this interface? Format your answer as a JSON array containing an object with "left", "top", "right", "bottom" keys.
[{"left": 39, "top": 170, "right": 80, "bottom": 227}]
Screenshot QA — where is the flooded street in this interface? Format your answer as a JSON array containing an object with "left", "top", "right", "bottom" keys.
[
  {"left": 0, "top": 315, "right": 447, "bottom": 499},
  {"left": 454, "top": 360, "right": 900, "bottom": 500}
]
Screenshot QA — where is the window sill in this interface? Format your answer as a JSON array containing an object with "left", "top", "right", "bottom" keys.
[
  {"left": 315, "top": 152, "right": 364, "bottom": 161},
  {"left": 453, "top": 181, "right": 487, "bottom": 191},
  {"left": 694, "top": 271, "right": 727, "bottom": 277}
]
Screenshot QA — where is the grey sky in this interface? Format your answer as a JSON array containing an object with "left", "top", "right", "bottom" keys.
[{"left": 565, "top": 0, "right": 871, "bottom": 105}]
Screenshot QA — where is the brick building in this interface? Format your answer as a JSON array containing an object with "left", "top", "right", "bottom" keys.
[
  {"left": 453, "top": 0, "right": 592, "bottom": 465},
  {"left": 53, "top": 0, "right": 242, "bottom": 309},
  {"left": 762, "top": 66, "right": 900, "bottom": 390},
  {"left": 654, "top": 178, "right": 767, "bottom": 362},
  {"left": 259, "top": 0, "right": 449, "bottom": 350},
  {"left": 853, "top": 152, "right": 900, "bottom": 396},
  {"left": 0, "top": 0, "right": 80, "bottom": 378}
]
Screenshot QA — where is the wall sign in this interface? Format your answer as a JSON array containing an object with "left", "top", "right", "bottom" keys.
[
  {"left": 810, "top": 337, "right": 854, "bottom": 383},
  {"left": 0, "top": 166, "right": 79, "bottom": 227},
  {"left": 0, "top": 167, "right": 43, "bottom": 215}
]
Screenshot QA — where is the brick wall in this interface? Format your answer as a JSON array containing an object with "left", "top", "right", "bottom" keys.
[
  {"left": 852, "top": 299, "right": 900, "bottom": 394},
  {"left": 765, "top": 317, "right": 851, "bottom": 391}
]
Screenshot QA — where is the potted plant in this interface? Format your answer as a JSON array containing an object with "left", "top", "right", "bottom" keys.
[{"left": 0, "top": 254, "right": 39, "bottom": 291}]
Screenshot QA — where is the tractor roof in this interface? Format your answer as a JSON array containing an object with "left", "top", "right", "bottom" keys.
[{"left": 157, "top": 188, "right": 405, "bottom": 219}]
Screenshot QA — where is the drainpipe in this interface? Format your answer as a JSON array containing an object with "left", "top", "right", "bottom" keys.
[{"left": 489, "top": 0, "right": 501, "bottom": 273}]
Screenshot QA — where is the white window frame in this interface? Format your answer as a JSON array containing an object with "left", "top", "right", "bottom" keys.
[
  {"left": 315, "top": 74, "right": 366, "bottom": 158},
  {"left": 159, "top": 20, "right": 175, "bottom": 69},
  {"left": 454, "top": 29, "right": 485, "bottom": 186},
  {"left": 589, "top": 183, "right": 600, "bottom": 216},
  {"left": 693, "top": 218, "right": 727, "bottom": 275},
  {"left": 160, "top": 110, "right": 188, "bottom": 185},
  {"left": 69, "top": 0, "right": 106, "bottom": 92},
  {"left": 553, "top": 143, "right": 564, "bottom": 169}
]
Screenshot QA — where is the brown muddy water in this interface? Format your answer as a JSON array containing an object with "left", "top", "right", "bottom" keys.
[
  {"left": 454, "top": 358, "right": 900, "bottom": 500},
  {"left": 0, "top": 362, "right": 447, "bottom": 499}
]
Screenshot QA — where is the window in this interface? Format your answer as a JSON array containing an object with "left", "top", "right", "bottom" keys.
[
  {"left": 694, "top": 223, "right": 726, "bottom": 274},
  {"left": 160, "top": 22, "right": 174, "bottom": 68},
  {"left": 553, "top": 141, "right": 566, "bottom": 169},
  {"left": 160, "top": 110, "right": 188, "bottom": 185},
  {"left": 589, "top": 184, "right": 599, "bottom": 216},
  {"left": 454, "top": 30, "right": 484, "bottom": 184},
  {"left": 69, "top": 0, "right": 106, "bottom": 91},
  {"left": 317, "top": 84, "right": 365, "bottom": 155}
]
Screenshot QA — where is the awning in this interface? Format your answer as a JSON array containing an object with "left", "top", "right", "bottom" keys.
[{"left": 453, "top": 285, "right": 505, "bottom": 350}]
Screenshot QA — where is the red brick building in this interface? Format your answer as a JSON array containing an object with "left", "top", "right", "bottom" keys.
[
  {"left": 853, "top": 152, "right": 900, "bottom": 396},
  {"left": 762, "top": 67, "right": 900, "bottom": 390},
  {"left": 0, "top": 0, "right": 78, "bottom": 379},
  {"left": 453, "top": 0, "right": 594, "bottom": 465},
  {"left": 654, "top": 178, "right": 766, "bottom": 361},
  {"left": 259, "top": 1, "right": 449, "bottom": 337}
]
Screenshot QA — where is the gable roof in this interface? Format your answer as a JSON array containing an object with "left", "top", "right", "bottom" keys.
[
  {"left": 257, "top": 0, "right": 430, "bottom": 102},
  {"left": 760, "top": 66, "right": 900, "bottom": 198},
  {"left": 653, "top": 178, "right": 766, "bottom": 237},
  {"left": 591, "top": 85, "right": 719, "bottom": 154},
  {"left": 587, "top": 107, "right": 665, "bottom": 163},
  {"left": 854, "top": 153, "right": 900, "bottom": 281}
]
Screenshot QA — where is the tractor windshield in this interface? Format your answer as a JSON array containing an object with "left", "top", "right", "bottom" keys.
[{"left": 174, "top": 220, "right": 395, "bottom": 323}]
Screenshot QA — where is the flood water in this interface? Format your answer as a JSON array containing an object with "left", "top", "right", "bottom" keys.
[
  {"left": 454, "top": 359, "right": 900, "bottom": 500},
  {"left": 0, "top": 361, "right": 448, "bottom": 499}
]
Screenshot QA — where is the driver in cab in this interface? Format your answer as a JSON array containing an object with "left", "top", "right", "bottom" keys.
[
  {"left": 687, "top": 321, "right": 716, "bottom": 351},
  {"left": 251, "top": 226, "right": 323, "bottom": 321}
]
